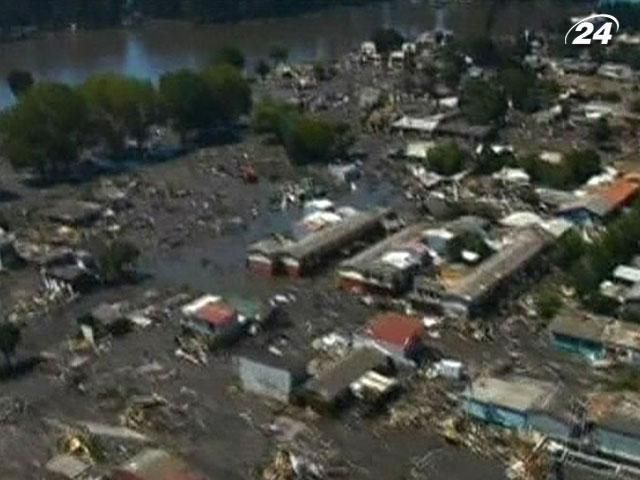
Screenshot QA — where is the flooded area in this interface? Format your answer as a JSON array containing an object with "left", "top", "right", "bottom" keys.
[{"left": 0, "top": 0, "right": 591, "bottom": 107}]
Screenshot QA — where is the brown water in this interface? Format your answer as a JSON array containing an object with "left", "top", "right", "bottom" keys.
[{"left": 0, "top": 0, "right": 591, "bottom": 107}]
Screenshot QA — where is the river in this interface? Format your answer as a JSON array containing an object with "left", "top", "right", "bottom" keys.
[{"left": 0, "top": 0, "right": 592, "bottom": 108}]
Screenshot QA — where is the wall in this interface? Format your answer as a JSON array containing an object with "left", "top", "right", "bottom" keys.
[
  {"left": 528, "top": 412, "right": 573, "bottom": 441},
  {"left": 552, "top": 334, "right": 606, "bottom": 361},
  {"left": 464, "top": 400, "right": 528, "bottom": 429},
  {"left": 593, "top": 428, "right": 640, "bottom": 462}
]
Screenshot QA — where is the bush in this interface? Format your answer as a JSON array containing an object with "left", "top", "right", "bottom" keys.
[
  {"left": 284, "top": 117, "right": 348, "bottom": 165},
  {"left": 591, "top": 118, "right": 612, "bottom": 143},
  {"left": 251, "top": 99, "right": 298, "bottom": 141},
  {"left": 95, "top": 239, "right": 140, "bottom": 284},
  {"left": 428, "top": 141, "right": 468, "bottom": 176}
]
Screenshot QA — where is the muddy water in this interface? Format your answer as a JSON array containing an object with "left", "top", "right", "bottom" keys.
[{"left": 0, "top": 0, "right": 591, "bottom": 108}]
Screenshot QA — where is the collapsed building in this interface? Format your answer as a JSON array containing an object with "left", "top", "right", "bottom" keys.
[
  {"left": 337, "top": 222, "right": 431, "bottom": 294},
  {"left": 412, "top": 225, "right": 555, "bottom": 317},
  {"left": 247, "top": 207, "right": 393, "bottom": 277}
]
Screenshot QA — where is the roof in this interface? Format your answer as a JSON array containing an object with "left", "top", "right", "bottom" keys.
[
  {"left": 448, "top": 226, "right": 553, "bottom": 303},
  {"left": 283, "top": 208, "right": 389, "bottom": 261},
  {"left": 181, "top": 295, "right": 237, "bottom": 327},
  {"left": 598, "top": 180, "right": 639, "bottom": 209},
  {"left": 613, "top": 265, "right": 640, "bottom": 284},
  {"left": 112, "top": 449, "right": 204, "bottom": 480},
  {"left": 548, "top": 311, "right": 607, "bottom": 343},
  {"left": 603, "top": 320, "right": 640, "bottom": 351},
  {"left": 464, "top": 376, "right": 559, "bottom": 413},
  {"left": 587, "top": 392, "right": 640, "bottom": 438},
  {"left": 339, "top": 222, "right": 429, "bottom": 275},
  {"left": 304, "top": 348, "right": 388, "bottom": 402},
  {"left": 366, "top": 312, "right": 424, "bottom": 348}
]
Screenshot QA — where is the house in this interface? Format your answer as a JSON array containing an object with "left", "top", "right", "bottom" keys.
[
  {"left": 46, "top": 454, "right": 91, "bottom": 480},
  {"left": 180, "top": 295, "right": 246, "bottom": 347},
  {"left": 549, "top": 309, "right": 640, "bottom": 365},
  {"left": 557, "top": 179, "right": 640, "bottom": 225},
  {"left": 404, "top": 141, "right": 436, "bottom": 160},
  {"left": 337, "top": 222, "right": 430, "bottom": 294},
  {"left": 360, "top": 312, "right": 425, "bottom": 360},
  {"left": 391, "top": 114, "right": 449, "bottom": 135},
  {"left": 414, "top": 226, "right": 554, "bottom": 317},
  {"left": 598, "top": 62, "right": 635, "bottom": 82},
  {"left": 42, "top": 200, "right": 102, "bottom": 227},
  {"left": 587, "top": 392, "right": 640, "bottom": 463},
  {"left": 548, "top": 311, "right": 607, "bottom": 361},
  {"left": 462, "top": 375, "right": 561, "bottom": 430},
  {"left": 111, "top": 448, "right": 205, "bottom": 480},
  {"left": 303, "top": 347, "right": 391, "bottom": 412},
  {"left": 45, "top": 264, "right": 100, "bottom": 292},
  {"left": 236, "top": 352, "right": 307, "bottom": 403},
  {"left": 613, "top": 265, "right": 640, "bottom": 286},
  {"left": 434, "top": 120, "right": 494, "bottom": 142},
  {"left": 556, "top": 58, "right": 598, "bottom": 75}
]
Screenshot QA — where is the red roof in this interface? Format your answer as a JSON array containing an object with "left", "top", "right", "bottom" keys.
[
  {"left": 598, "top": 180, "right": 639, "bottom": 209},
  {"left": 367, "top": 312, "right": 424, "bottom": 349},
  {"left": 194, "top": 302, "right": 237, "bottom": 327}
]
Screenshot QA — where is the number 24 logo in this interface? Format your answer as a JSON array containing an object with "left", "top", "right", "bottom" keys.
[{"left": 565, "top": 13, "right": 620, "bottom": 45}]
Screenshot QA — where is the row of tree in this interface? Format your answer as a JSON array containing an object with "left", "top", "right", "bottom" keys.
[
  {"left": 0, "top": 61, "right": 251, "bottom": 177},
  {"left": 0, "top": 0, "right": 384, "bottom": 32}
]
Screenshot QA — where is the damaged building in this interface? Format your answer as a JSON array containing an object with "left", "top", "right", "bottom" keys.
[
  {"left": 247, "top": 207, "right": 393, "bottom": 277},
  {"left": 412, "top": 225, "right": 555, "bottom": 317},
  {"left": 337, "top": 222, "right": 430, "bottom": 294}
]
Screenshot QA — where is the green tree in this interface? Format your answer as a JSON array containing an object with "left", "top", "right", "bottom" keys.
[
  {"left": 81, "top": 74, "right": 157, "bottom": 157},
  {"left": 447, "top": 231, "right": 491, "bottom": 262},
  {"left": 269, "top": 45, "right": 289, "bottom": 64},
  {"left": 251, "top": 98, "right": 298, "bottom": 141},
  {"left": 255, "top": 59, "right": 271, "bottom": 80},
  {"left": 535, "top": 287, "right": 562, "bottom": 320},
  {"left": 6, "top": 70, "right": 34, "bottom": 98},
  {"left": 159, "top": 69, "right": 214, "bottom": 141},
  {"left": 202, "top": 64, "right": 252, "bottom": 126},
  {"left": 1, "top": 82, "right": 89, "bottom": 178},
  {"left": 284, "top": 117, "right": 348, "bottom": 165},
  {"left": 95, "top": 239, "right": 140, "bottom": 284},
  {"left": 0, "top": 322, "right": 20, "bottom": 371},
  {"left": 371, "top": 27, "right": 405, "bottom": 55},
  {"left": 460, "top": 78, "right": 507, "bottom": 125},
  {"left": 551, "top": 229, "right": 585, "bottom": 268},
  {"left": 211, "top": 46, "right": 246, "bottom": 70},
  {"left": 591, "top": 118, "right": 612, "bottom": 144},
  {"left": 428, "top": 141, "right": 468, "bottom": 176}
]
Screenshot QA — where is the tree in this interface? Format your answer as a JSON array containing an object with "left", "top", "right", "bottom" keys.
[
  {"left": 284, "top": 116, "right": 348, "bottom": 165},
  {"left": 631, "top": 97, "right": 640, "bottom": 114},
  {"left": 6, "top": 70, "right": 34, "bottom": 98},
  {"left": 255, "top": 59, "right": 271, "bottom": 80},
  {"left": 211, "top": 46, "right": 246, "bottom": 70},
  {"left": 460, "top": 78, "right": 507, "bottom": 125},
  {"left": 371, "top": 27, "right": 405, "bottom": 55},
  {"left": 428, "top": 141, "right": 468, "bottom": 176},
  {"left": 95, "top": 239, "right": 140, "bottom": 284},
  {"left": 1, "top": 83, "right": 89, "bottom": 178},
  {"left": 251, "top": 98, "right": 298, "bottom": 141},
  {"left": 159, "top": 69, "right": 215, "bottom": 140},
  {"left": 535, "top": 287, "right": 562, "bottom": 320},
  {"left": 269, "top": 45, "right": 289, "bottom": 64},
  {"left": 81, "top": 74, "right": 157, "bottom": 157},
  {"left": 0, "top": 322, "right": 20, "bottom": 371},
  {"left": 591, "top": 117, "right": 612, "bottom": 143},
  {"left": 202, "top": 64, "right": 252, "bottom": 126}
]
